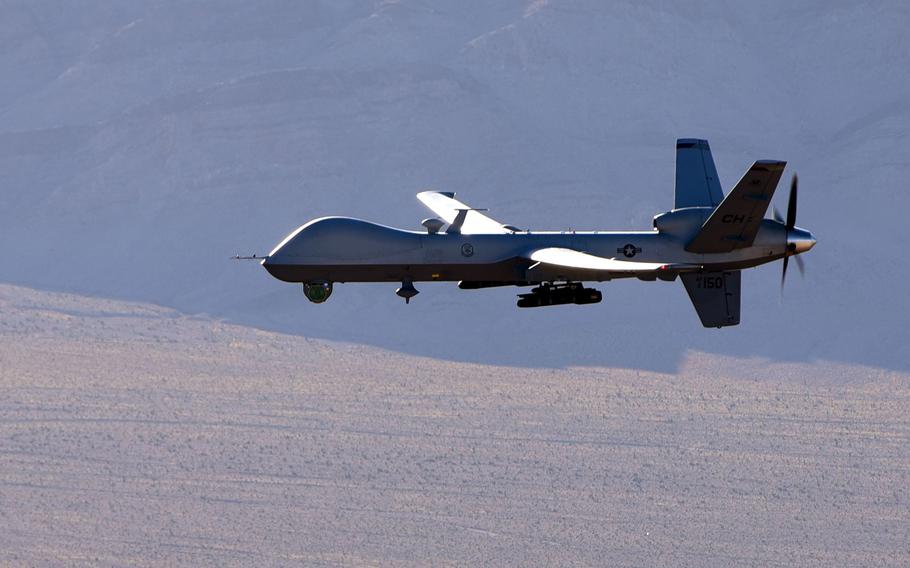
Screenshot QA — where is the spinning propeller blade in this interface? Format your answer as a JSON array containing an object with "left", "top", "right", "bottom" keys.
[
  {"left": 786, "top": 174, "right": 798, "bottom": 231},
  {"left": 780, "top": 174, "right": 808, "bottom": 293}
]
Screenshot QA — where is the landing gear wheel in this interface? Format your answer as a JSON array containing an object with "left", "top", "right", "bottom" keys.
[{"left": 303, "top": 281, "right": 333, "bottom": 303}]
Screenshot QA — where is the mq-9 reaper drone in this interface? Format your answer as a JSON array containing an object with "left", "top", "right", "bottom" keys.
[{"left": 241, "top": 139, "right": 816, "bottom": 328}]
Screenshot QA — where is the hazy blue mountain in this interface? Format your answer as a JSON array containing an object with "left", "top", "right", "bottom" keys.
[{"left": 2, "top": 1, "right": 908, "bottom": 371}]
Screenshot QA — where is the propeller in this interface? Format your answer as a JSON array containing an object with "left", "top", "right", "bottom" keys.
[{"left": 776, "top": 174, "right": 806, "bottom": 293}]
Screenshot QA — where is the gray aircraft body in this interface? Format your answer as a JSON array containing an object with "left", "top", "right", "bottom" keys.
[{"left": 248, "top": 139, "right": 816, "bottom": 327}]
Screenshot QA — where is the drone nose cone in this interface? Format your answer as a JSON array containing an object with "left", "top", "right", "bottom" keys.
[
  {"left": 260, "top": 254, "right": 275, "bottom": 274},
  {"left": 788, "top": 228, "right": 816, "bottom": 254}
]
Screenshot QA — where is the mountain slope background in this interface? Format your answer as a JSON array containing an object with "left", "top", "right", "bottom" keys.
[
  {"left": 1, "top": 284, "right": 907, "bottom": 566},
  {"left": 1, "top": 1, "right": 908, "bottom": 370}
]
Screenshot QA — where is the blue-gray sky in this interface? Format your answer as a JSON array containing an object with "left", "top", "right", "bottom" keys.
[{"left": 1, "top": 1, "right": 908, "bottom": 370}]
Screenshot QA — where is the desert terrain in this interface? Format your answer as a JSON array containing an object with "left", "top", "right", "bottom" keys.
[{"left": 1, "top": 284, "right": 907, "bottom": 566}]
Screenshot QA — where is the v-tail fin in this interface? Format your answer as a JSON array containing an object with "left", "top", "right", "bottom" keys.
[
  {"left": 681, "top": 270, "right": 741, "bottom": 328},
  {"left": 674, "top": 139, "right": 724, "bottom": 209},
  {"left": 686, "top": 160, "right": 785, "bottom": 253}
]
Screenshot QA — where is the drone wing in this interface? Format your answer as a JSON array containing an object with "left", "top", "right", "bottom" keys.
[
  {"left": 417, "top": 191, "right": 511, "bottom": 235},
  {"left": 528, "top": 248, "right": 667, "bottom": 271},
  {"left": 526, "top": 247, "right": 698, "bottom": 278}
]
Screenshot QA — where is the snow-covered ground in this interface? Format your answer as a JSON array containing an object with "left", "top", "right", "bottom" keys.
[
  {"left": 1, "top": 285, "right": 908, "bottom": 566},
  {"left": 1, "top": 1, "right": 908, "bottom": 369}
]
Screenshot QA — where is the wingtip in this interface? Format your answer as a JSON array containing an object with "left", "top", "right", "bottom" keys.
[
  {"left": 754, "top": 160, "right": 787, "bottom": 170},
  {"left": 417, "top": 190, "right": 456, "bottom": 198}
]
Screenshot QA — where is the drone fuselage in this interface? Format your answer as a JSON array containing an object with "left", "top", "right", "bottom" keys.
[{"left": 262, "top": 215, "right": 804, "bottom": 285}]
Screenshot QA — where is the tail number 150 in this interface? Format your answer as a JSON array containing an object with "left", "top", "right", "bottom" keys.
[{"left": 696, "top": 276, "right": 724, "bottom": 289}]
